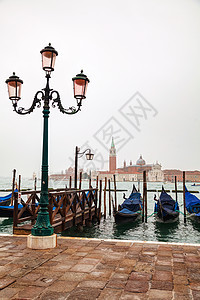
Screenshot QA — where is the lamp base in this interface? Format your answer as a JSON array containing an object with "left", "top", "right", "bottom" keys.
[{"left": 27, "top": 234, "right": 57, "bottom": 249}]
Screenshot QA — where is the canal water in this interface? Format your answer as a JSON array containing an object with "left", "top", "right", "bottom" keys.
[{"left": 0, "top": 177, "right": 200, "bottom": 244}]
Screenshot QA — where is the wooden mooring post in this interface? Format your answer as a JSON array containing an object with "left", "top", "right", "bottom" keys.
[
  {"left": 69, "top": 176, "right": 72, "bottom": 189},
  {"left": 175, "top": 176, "right": 178, "bottom": 202},
  {"left": 143, "top": 171, "right": 147, "bottom": 223},
  {"left": 108, "top": 179, "right": 111, "bottom": 216},
  {"left": 183, "top": 171, "right": 186, "bottom": 223},
  {"left": 98, "top": 180, "right": 102, "bottom": 222},
  {"left": 11, "top": 169, "right": 16, "bottom": 206},
  {"left": 113, "top": 174, "right": 117, "bottom": 210},
  {"left": 104, "top": 177, "right": 107, "bottom": 219}
]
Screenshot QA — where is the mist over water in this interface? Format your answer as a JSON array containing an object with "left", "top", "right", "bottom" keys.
[{"left": 0, "top": 178, "right": 200, "bottom": 243}]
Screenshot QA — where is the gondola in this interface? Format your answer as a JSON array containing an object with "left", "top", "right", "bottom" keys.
[
  {"left": 114, "top": 185, "right": 142, "bottom": 223},
  {"left": 185, "top": 186, "right": 200, "bottom": 220},
  {"left": 0, "top": 204, "right": 31, "bottom": 218},
  {"left": 0, "top": 191, "right": 37, "bottom": 218},
  {"left": 0, "top": 189, "right": 18, "bottom": 206},
  {"left": 154, "top": 186, "right": 179, "bottom": 222}
]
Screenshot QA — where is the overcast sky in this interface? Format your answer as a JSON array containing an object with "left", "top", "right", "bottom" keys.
[{"left": 0, "top": 0, "right": 200, "bottom": 178}]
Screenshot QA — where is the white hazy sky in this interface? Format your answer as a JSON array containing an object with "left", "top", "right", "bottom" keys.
[{"left": 0, "top": 0, "right": 200, "bottom": 178}]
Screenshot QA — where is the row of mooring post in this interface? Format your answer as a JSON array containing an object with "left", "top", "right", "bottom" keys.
[
  {"left": 97, "top": 174, "right": 118, "bottom": 221},
  {"left": 10, "top": 168, "right": 196, "bottom": 225}
]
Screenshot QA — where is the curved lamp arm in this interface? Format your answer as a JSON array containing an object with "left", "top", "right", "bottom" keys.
[
  {"left": 51, "top": 91, "right": 81, "bottom": 115},
  {"left": 78, "top": 148, "right": 92, "bottom": 158},
  {"left": 13, "top": 91, "right": 43, "bottom": 115}
]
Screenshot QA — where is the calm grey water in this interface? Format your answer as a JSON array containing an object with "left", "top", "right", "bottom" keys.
[{"left": 1, "top": 177, "right": 200, "bottom": 244}]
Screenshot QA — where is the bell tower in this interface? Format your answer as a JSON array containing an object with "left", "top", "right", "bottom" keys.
[{"left": 109, "top": 137, "right": 116, "bottom": 171}]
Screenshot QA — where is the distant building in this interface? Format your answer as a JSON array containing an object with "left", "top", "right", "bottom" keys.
[
  {"left": 92, "top": 138, "right": 164, "bottom": 182},
  {"left": 185, "top": 171, "right": 200, "bottom": 182},
  {"left": 163, "top": 169, "right": 200, "bottom": 182},
  {"left": 109, "top": 137, "right": 117, "bottom": 172}
]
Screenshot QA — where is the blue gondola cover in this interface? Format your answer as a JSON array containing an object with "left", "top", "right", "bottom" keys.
[{"left": 185, "top": 187, "right": 200, "bottom": 215}]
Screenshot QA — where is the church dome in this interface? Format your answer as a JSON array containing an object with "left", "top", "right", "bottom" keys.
[{"left": 136, "top": 155, "right": 146, "bottom": 166}]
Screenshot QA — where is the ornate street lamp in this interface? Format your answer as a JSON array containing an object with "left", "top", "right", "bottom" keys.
[
  {"left": 6, "top": 43, "right": 90, "bottom": 239},
  {"left": 74, "top": 146, "right": 94, "bottom": 189}
]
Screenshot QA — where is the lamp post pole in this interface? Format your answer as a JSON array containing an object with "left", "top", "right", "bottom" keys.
[
  {"left": 6, "top": 44, "right": 90, "bottom": 238},
  {"left": 74, "top": 146, "right": 79, "bottom": 189},
  {"left": 74, "top": 146, "right": 94, "bottom": 189},
  {"left": 32, "top": 74, "right": 53, "bottom": 236}
]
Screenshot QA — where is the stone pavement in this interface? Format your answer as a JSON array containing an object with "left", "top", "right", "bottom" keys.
[{"left": 0, "top": 235, "right": 200, "bottom": 299}]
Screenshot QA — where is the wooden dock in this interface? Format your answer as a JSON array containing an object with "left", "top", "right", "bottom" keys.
[{"left": 13, "top": 187, "right": 99, "bottom": 235}]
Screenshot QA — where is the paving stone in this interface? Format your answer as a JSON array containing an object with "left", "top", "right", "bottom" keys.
[
  {"left": 125, "top": 280, "right": 149, "bottom": 293},
  {"left": 148, "top": 289, "right": 173, "bottom": 299},
  {"left": 37, "top": 290, "right": 69, "bottom": 300},
  {"left": 106, "top": 280, "right": 127, "bottom": 289},
  {"left": 77, "top": 280, "right": 107, "bottom": 289},
  {"left": 192, "top": 290, "right": 200, "bottom": 300},
  {"left": 13, "top": 286, "right": 44, "bottom": 299},
  {"left": 173, "top": 268, "right": 187, "bottom": 275},
  {"left": 48, "top": 280, "right": 78, "bottom": 292},
  {"left": 119, "top": 259, "right": 137, "bottom": 267},
  {"left": 0, "top": 287, "right": 20, "bottom": 299},
  {"left": 142, "top": 251, "right": 157, "bottom": 256},
  {"left": 98, "top": 287, "right": 122, "bottom": 299},
  {"left": 115, "top": 266, "right": 133, "bottom": 274},
  {"left": 59, "top": 271, "right": 87, "bottom": 281},
  {"left": 72, "top": 251, "right": 88, "bottom": 257},
  {"left": 134, "top": 262, "right": 154, "bottom": 274},
  {"left": 173, "top": 253, "right": 184, "bottom": 258},
  {"left": 120, "top": 292, "right": 148, "bottom": 299},
  {"left": 188, "top": 272, "right": 200, "bottom": 283},
  {"left": 153, "top": 270, "right": 173, "bottom": 281},
  {"left": 85, "top": 253, "right": 105, "bottom": 259},
  {"left": 173, "top": 275, "right": 188, "bottom": 285},
  {"left": 33, "top": 276, "right": 57, "bottom": 287},
  {"left": 173, "top": 293, "right": 192, "bottom": 300},
  {"left": 67, "top": 287, "right": 101, "bottom": 299},
  {"left": 0, "top": 277, "right": 16, "bottom": 289},
  {"left": 190, "top": 283, "right": 200, "bottom": 291},
  {"left": 78, "top": 257, "right": 100, "bottom": 265},
  {"left": 50, "top": 263, "right": 73, "bottom": 272},
  {"left": 157, "top": 251, "right": 172, "bottom": 257},
  {"left": 111, "top": 273, "right": 129, "bottom": 280},
  {"left": 173, "top": 257, "right": 185, "bottom": 263},
  {"left": 129, "top": 272, "right": 152, "bottom": 281},
  {"left": 86, "top": 270, "right": 113, "bottom": 280},
  {"left": 174, "top": 284, "right": 191, "bottom": 294},
  {"left": 155, "top": 264, "right": 172, "bottom": 272},
  {"left": 151, "top": 280, "right": 173, "bottom": 291},
  {"left": 95, "top": 262, "right": 116, "bottom": 271},
  {"left": 70, "top": 263, "right": 95, "bottom": 273}
]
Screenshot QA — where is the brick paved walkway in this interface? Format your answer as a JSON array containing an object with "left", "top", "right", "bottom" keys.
[{"left": 0, "top": 235, "right": 200, "bottom": 299}]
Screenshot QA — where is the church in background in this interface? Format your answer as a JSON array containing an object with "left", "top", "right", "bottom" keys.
[{"left": 92, "top": 138, "right": 164, "bottom": 182}]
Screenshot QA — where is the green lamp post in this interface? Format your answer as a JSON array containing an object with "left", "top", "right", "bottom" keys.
[{"left": 6, "top": 43, "right": 90, "bottom": 237}]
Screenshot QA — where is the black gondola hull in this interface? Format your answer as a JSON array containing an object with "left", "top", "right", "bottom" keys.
[
  {"left": 155, "top": 210, "right": 179, "bottom": 223},
  {"left": 114, "top": 211, "right": 141, "bottom": 223},
  {"left": 0, "top": 199, "right": 11, "bottom": 206},
  {"left": 0, "top": 207, "right": 31, "bottom": 218}
]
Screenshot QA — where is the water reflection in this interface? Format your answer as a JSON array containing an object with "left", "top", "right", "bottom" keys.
[
  {"left": 188, "top": 218, "right": 200, "bottom": 233},
  {"left": 154, "top": 219, "right": 180, "bottom": 242},
  {"left": 0, "top": 217, "right": 13, "bottom": 234},
  {"left": 113, "top": 219, "right": 141, "bottom": 238}
]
